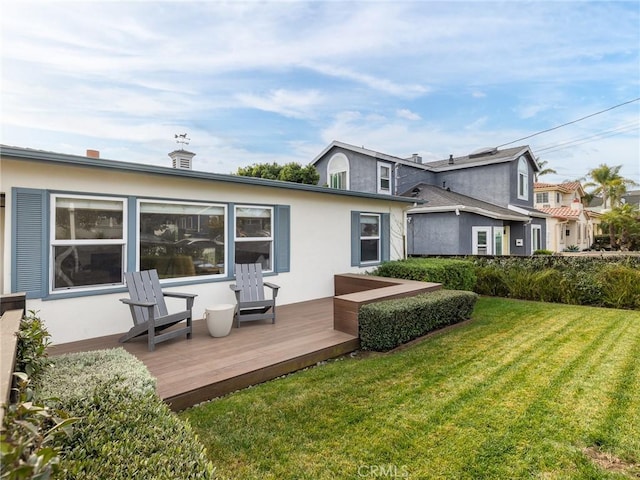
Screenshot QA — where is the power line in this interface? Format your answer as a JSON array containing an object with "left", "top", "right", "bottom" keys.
[
  {"left": 534, "top": 121, "right": 640, "bottom": 154},
  {"left": 496, "top": 97, "right": 640, "bottom": 148}
]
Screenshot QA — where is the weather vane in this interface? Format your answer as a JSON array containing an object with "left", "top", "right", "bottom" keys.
[{"left": 174, "top": 133, "right": 190, "bottom": 148}]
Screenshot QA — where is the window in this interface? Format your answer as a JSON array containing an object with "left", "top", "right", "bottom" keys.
[
  {"left": 360, "top": 214, "right": 381, "bottom": 263},
  {"left": 235, "top": 206, "right": 273, "bottom": 271},
  {"left": 327, "top": 153, "right": 349, "bottom": 190},
  {"left": 532, "top": 225, "right": 542, "bottom": 252},
  {"left": 351, "top": 212, "right": 389, "bottom": 266},
  {"left": 472, "top": 226, "right": 492, "bottom": 255},
  {"left": 536, "top": 192, "right": 549, "bottom": 204},
  {"left": 377, "top": 162, "right": 392, "bottom": 194},
  {"left": 517, "top": 156, "right": 529, "bottom": 200},
  {"left": 556, "top": 193, "right": 561, "bottom": 204},
  {"left": 139, "top": 201, "right": 226, "bottom": 278},
  {"left": 494, "top": 228, "right": 503, "bottom": 255},
  {"left": 51, "top": 195, "right": 126, "bottom": 291}
]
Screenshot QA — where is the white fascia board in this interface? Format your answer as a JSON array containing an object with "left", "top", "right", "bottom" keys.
[{"left": 409, "top": 205, "right": 529, "bottom": 221}]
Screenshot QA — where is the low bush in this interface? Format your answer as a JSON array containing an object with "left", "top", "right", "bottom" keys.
[
  {"left": 372, "top": 258, "right": 477, "bottom": 290},
  {"left": 359, "top": 290, "right": 478, "bottom": 351},
  {"left": 596, "top": 264, "right": 640, "bottom": 310},
  {"left": 16, "top": 310, "right": 52, "bottom": 382},
  {"left": 470, "top": 255, "right": 640, "bottom": 309},
  {"left": 35, "top": 348, "right": 156, "bottom": 403},
  {"left": 37, "top": 349, "right": 215, "bottom": 480}
]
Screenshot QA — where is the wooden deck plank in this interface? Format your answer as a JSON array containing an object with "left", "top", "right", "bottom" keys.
[{"left": 49, "top": 297, "right": 359, "bottom": 410}]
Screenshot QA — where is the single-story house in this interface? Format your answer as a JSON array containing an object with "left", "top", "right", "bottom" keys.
[{"left": 1, "top": 145, "right": 417, "bottom": 344}]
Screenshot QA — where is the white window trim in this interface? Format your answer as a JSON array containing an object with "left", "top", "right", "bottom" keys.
[
  {"left": 360, "top": 213, "right": 381, "bottom": 264},
  {"left": 377, "top": 161, "right": 392, "bottom": 194},
  {"left": 518, "top": 156, "right": 529, "bottom": 200},
  {"left": 531, "top": 224, "right": 542, "bottom": 252},
  {"left": 138, "top": 199, "right": 228, "bottom": 282},
  {"left": 472, "top": 226, "right": 493, "bottom": 255},
  {"left": 327, "top": 153, "right": 349, "bottom": 190},
  {"left": 234, "top": 204, "right": 274, "bottom": 273},
  {"left": 50, "top": 193, "right": 127, "bottom": 294}
]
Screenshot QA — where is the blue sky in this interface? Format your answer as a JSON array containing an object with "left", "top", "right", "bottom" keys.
[{"left": 2, "top": 1, "right": 639, "bottom": 185}]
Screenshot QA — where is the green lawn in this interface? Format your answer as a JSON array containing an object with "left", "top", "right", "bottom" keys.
[{"left": 180, "top": 298, "right": 640, "bottom": 479}]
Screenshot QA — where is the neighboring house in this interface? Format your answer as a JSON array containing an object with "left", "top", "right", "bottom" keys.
[
  {"left": 312, "top": 141, "right": 547, "bottom": 256},
  {"left": 0, "top": 145, "right": 416, "bottom": 344},
  {"left": 588, "top": 189, "right": 640, "bottom": 212},
  {"left": 534, "top": 182, "right": 597, "bottom": 251}
]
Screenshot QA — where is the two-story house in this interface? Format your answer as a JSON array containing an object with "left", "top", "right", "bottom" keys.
[
  {"left": 312, "top": 141, "right": 548, "bottom": 256},
  {"left": 534, "top": 182, "right": 598, "bottom": 252}
]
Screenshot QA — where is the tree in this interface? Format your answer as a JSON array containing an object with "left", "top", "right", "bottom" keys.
[
  {"left": 534, "top": 159, "right": 557, "bottom": 182},
  {"left": 599, "top": 203, "right": 640, "bottom": 251},
  {"left": 584, "top": 164, "right": 637, "bottom": 209},
  {"left": 236, "top": 162, "right": 319, "bottom": 185}
]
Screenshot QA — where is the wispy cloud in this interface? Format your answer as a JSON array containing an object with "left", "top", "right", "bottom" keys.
[{"left": 1, "top": 1, "right": 638, "bottom": 183}]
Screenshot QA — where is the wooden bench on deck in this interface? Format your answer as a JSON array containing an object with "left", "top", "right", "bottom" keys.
[{"left": 333, "top": 274, "right": 442, "bottom": 336}]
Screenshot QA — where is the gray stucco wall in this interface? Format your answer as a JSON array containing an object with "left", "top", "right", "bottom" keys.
[
  {"left": 314, "top": 147, "right": 391, "bottom": 195},
  {"left": 397, "top": 164, "right": 436, "bottom": 194},
  {"left": 434, "top": 163, "right": 511, "bottom": 207},
  {"left": 408, "top": 212, "right": 461, "bottom": 255}
]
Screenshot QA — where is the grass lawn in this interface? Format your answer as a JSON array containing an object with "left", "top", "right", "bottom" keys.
[{"left": 180, "top": 297, "right": 640, "bottom": 479}]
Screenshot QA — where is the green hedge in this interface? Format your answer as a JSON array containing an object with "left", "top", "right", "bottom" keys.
[
  {"left": 471, "top": 256, "right": 640, "bottom": 309},
  {"left": 359, "top": 290, "right": 478, "bottom": 351},
  {"left": 37, "top": 349, "right": 215, "bottom": 480},
  {"left": 372, "top": 258, "right": 477, "bottom": 290}
]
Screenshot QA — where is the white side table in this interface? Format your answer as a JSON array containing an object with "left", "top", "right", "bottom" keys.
[{"left": 205, "top": 304, "right": 235, "bottom": 337}]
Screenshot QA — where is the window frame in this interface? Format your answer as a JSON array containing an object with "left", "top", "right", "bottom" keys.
[
  {"left": 531, "top": 224, "right": 542, "bottom": 252},
  {"left": 359, "top": 213, "right": 381, "bottom": 264},
  {"left": 234, "top": 205, "right": 274, "bottom": 273},
  {"left": 536, "top": 192, "right": 549, "bottom": 204},
  {"left": 472, "top": 226, "right": 492, "bottom": 255},
  {"left": 377, "top": 161, "right": 392, "bottom": 194},
  {"left": 137, "top": 198, "right": 228, "bottom": 282},
  {"left": 49, "top": 193, "right": 127, "bottom": 294},
  {"left": 517, "top": 156, "right": 529, "bottom": 200},
  {"left": 327, "top": 153, "right": 349, "bottom": 190}
]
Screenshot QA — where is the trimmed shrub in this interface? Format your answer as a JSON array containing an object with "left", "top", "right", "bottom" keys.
[
  {"left": 37, "top": 349, "right": 215, "bottom": 480},
  {"left": 372, "top": 258, "right": 477, "bottom": 290},
  {"left": 36, "top": 348, "right": 156, "bottom": 403},
  {"left": 470, "top": 255, "right": 640, "bottom": 309},
  {"left": 359, "top": 290, "right": 478, "bottom": 351}
]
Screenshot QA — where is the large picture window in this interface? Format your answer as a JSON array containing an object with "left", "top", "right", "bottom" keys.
[
  {"left": 51, "top": 195, "right": 126, "bottom": 291},
  {"left": 360, "top": 214, "right": 381, "bottom": 263},
  {"left": 139, "top": 201, "right": 226, "bottom": 279},
  {"left": 327, "top": 153, "right": 349, "bottom": 190},
  {"left": 235, "top": 206, "right": 273, "bottom": 271}
]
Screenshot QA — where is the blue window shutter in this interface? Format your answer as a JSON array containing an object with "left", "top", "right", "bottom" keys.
[
  {"left": 126, "top": 196, "right": 137, "bottom": 273},
  {"left": 381, "top": 213, "right": 390, "bottom": 262},
  {"left": 12, "top": 188, "right": 47, "bottom": 298},
  {"left": 274, "top": 205, "right": 290, "bottom": 273},
  {"left": 351, "top": 211, "right": 360, "bottom": 266}
]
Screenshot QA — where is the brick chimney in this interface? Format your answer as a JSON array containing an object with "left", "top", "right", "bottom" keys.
[{"left": 86, "top": 149, "right": 100, "bottom": 158}]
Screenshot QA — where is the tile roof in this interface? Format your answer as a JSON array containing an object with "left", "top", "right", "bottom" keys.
[
  {"left": 534, "top": 181, "right": 584, "bottom": 195},
  {"left": 537, "top": 206, "right": 582, "bottom": 219}
]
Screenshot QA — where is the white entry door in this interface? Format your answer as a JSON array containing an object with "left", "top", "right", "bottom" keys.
[{"left": 472, "top": 226, "right": 493, "bottom": 255}]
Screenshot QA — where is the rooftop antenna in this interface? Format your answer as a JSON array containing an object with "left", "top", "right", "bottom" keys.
[{"left": 174, "top": 133, "right": 190, "bottom": 149}]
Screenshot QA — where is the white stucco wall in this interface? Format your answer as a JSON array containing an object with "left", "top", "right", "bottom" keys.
[{"left": 1, "top": 157, "right": 407, "bottom": 344}]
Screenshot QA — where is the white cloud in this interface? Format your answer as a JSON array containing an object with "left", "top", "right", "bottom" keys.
[
  {"left": 396, "top": 109, "right": 422, "bottom": 121},
  {"left": 234, "top": 89, "right": 325, "bottom": 119}
]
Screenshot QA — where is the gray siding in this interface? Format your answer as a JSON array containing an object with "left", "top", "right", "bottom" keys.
[
  {"left": 435, "top": 163, "right": 511, "bottom": 207},
  {"left": 397, "top": 164, "right": 436, "bottom": 194},
  {"left": 408, "top": 212, "right": 461, "bottom": 255}
]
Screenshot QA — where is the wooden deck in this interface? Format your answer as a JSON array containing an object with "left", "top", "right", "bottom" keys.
[{"left": 49, "top": 297, "right": 359, "bottom": 411}]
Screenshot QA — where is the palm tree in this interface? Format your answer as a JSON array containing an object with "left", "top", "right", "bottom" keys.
[
  {"left": 534, "top": 159, "right": 558, "bottom": 182},
  {"left": 584, "top": 164, "right": 637, "bottom": 210},
  {"left": 600, "top": 203, "right": 640, "bottom": 250}
]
